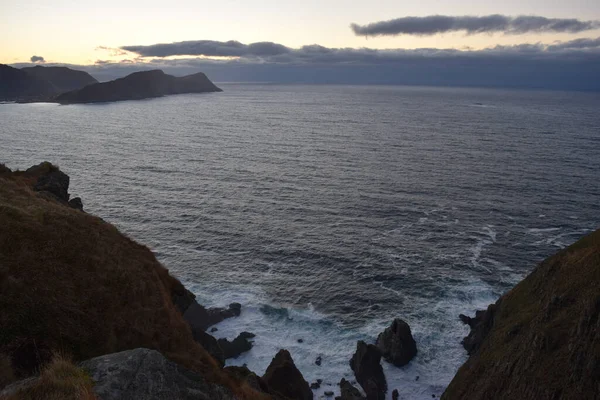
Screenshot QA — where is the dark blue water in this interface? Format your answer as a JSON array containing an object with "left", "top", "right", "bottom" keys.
[{"left": 1, "top": 84, "right": 599, "bottom": 399}]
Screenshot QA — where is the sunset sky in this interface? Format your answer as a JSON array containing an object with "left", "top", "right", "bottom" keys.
[{"left": 2, "top": 0, "right": 600, "bottom": 65}]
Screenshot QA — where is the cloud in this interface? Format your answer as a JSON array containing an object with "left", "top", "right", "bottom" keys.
[
  {"left": 351, "top": 15, "right": 600, "bottom": 37},
  {"left": 95, "top": 46, "right": 128, "bottom": 56},
  {"left": 119, "top": 37, "right": 600, "bottom": 65},
  {"left": 121, "top": 40, "right": 291, "bottom": 58},
  {"left": 30, "top": 55, "right": 45, "bottom": 63}
]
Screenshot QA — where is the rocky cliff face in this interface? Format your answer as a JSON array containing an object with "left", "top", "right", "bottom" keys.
[{"left": 443, "top": 228, "right": 600, "bottom": 400}]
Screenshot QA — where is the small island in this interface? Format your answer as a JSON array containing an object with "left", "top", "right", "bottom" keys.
[{"left": 55, "top": 70, "right": 222, "bottom": 104}]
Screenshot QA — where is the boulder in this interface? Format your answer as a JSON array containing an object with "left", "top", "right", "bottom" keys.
[
  {"left": 79, "top": 348, "right": 235, "bottom": 400},
  {"left": 375, "top": 319, "right": 417, "bottom": 367},
  {"left": 263, "top": 349, "right": 313, "bottom": 400},
  {"left": 392, "top": 389, "right": 399, "bottom": 400},
  {"left": 350, "top": 341, "right": 387, "bottom": 400},
  {"left": 338, "top": 378, "right": 365, "bottom": 400},
  {"left": 217, "top": 332, "right": 255, "bottom": 359}
]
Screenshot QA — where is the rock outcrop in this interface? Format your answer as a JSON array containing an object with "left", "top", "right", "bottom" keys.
[
  {"left": 55, "top": 70, "right": 222, "bottom": 104},
  {"left": 218, "top": 332, "right": 255, "bottom": 359},
  {"left": 183, "top": 301, "right": 242, "bottom": 332},
  {"left": 80, "top": 348, "right": 235, "bottom": 400},
  {"left": 458, "top": 302, "right": 500, "bottom": 355},
  {"left": 263, "top": 349, "right": 313, "bottom": 400},
  {"left": 443, "top": 228, "right": 600, "bottom": 400},
  {"left": 375, "top": 318, "right": 417, "bottom": 367},
  {"left": 336, "top": 378, "right": 365, "bottom": 400},
  {"left": 350, "top": 341, "right": 387, "bottom": 400}
]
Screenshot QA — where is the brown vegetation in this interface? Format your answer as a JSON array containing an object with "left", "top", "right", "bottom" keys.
[
  {"left": 443, "top": 228, "right": 600, "bottom": 400},
  {"left": 1, "top": 355, "right": 96, "bottom": 400},
  {"left": 0, "top": 165, "right": 266, "bottom": 399}
]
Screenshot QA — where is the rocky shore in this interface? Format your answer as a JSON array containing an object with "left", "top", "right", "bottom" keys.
[{"left": 1, "top": 162, "right": 598, "bottom": 400}]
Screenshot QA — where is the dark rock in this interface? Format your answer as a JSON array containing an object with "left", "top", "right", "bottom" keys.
[
  {"left": 182, "top": 300, "right": 242, "bottom": 332},
  {"left": 225, "top": 365, "right": 269, "bottom": 394},
  {"left": 339, "top": 378, "right": 365, "bottom": 400},
  {"left": 79, "top": 348, "right": 235, "bottom": 400},
  {"left": 171, "top": 287, "right": 196, "bottom": 315},
  {"left": 375, "top": 319, "right": 417, "bottom": 367},
  {"left": 217, "top": 332, "right": 255, "bottom": 359},
  {"left": 311, "top": 381, "right": 321, "bottom": 390},
  {"left": 0, "top": 164, "right": 11, "bottom": 174},
  {"left": 229, "top": 302, "right": 242, "bottom": 316},
  {"left": 460, "top": 301, "right": 501, "bottom": 355},
  {"left": 263, "top": 349, "right": 313, "bottom": 400},
  {"left": 350, "top": 341, "right": 387, "bottom": 400},
  {"left": 318, "top": 379, "right": 323, "bottom": 384},
  {"left": 416, "top": 376, "right": 419, "bottom": 381},
  {"left": 298, "top": 338, "right": 304, "bottom": 343},
  {"left": 21, "top": 65, "right": 98, "bottom": 93},
  {"left": 325, "top": 391, "right": 335, "bottom": 396},
  {"left": 55, "top": 70, "right": 222, "bottom": 105},
  {"left": 29, "top": 164, "right": 70, "bottom": 203},
  {"left": 316, "top": 355, "right": 322, "bottom": 366},
  {"left": 211, "top": 327, "right": 218, "bottom": 333},
  {"left": 68, "top": 197, "right": 83, "bottom": 211},
  {"left": 190, "top": 329, "right": 225, "bottom": 367},
  {"left": 392, "top": 389, "right": 399, "bottom": 400}
]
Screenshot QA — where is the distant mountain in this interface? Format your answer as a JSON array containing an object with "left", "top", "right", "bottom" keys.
[
  {"left": 21, "top": 65, "right": 97, "bottom": 93},
  {"left": 0, "top": 64, "right": 98, "bottom": 102},
  {"left": 55, "top": 70, "right": 222, "bottom": 104},
  {"left": 0, "top": 64, "right": 55, "bottom": 101}
]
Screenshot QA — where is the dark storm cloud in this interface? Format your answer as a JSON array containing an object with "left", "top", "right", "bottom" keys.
[
  {"left": 30, "top": 55, "right": 45, "bottom": 63},
  {"left": 120, "top": 37, "right": 600, "bottom": 64},
  {"left": 121, "top": 40, "right": 291, "bottom": 58},
  {"left": 350, "top": 15, "right": 600, "bottom": 37}
]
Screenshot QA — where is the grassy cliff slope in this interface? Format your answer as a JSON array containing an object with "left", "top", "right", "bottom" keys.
[
  {"left": 443, "top": 228, "right": 600, "bottom": 399},
  {"left": 0, "top": 164, "right": 262, "bottom": 399}
]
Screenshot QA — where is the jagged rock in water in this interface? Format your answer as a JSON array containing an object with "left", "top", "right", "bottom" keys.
[
  {"left": 337, "top": 378, "right": 365, "bottom": 400},
  {"left": 217, "top": 332, "right": 255, "bottom": 359},
  {"left": 375, "top": 318, "right": 417, "bottom": 367},
  {"left": 350, "top": 341, "right": 386, "bottom": 400},
  {"left": 263, "top": 349, "right": 313, "bottom": 400},
  {"left": 172, "top": 287, "right": 197, "bottom": 315},
  {"left": 79, "top": 348, "right": 235, "bottom": 400},
  {"left": 183, "top": 301, "right": 242, "bottom": 332},
  {"left": 392, "top": 389, "right": 399, "bottom": 400}
]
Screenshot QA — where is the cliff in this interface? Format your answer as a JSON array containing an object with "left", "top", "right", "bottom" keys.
[
  {"left": 55, "top": 70, "right": 222, "bottom": 104},
  {"left": 0, "top": 65, "right": 97, "bottom": 102},
  {"left": 21, "top": 66, "right": 98, "bottom": 93},
  {"left": 0, "top": 65, "right": 55, "bottom": 102},
  {"left": 0, "top": 163, "right": 264, "bottom": 399},
  {"left": 443, "top": 228, "right": 600, "bottom": 399}
]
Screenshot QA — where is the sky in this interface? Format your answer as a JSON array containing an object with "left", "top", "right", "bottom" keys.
[{"left": 2, "top": 0, "right": 600, "bottom": 89}]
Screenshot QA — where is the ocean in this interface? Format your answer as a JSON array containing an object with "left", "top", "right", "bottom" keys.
[{"left": 1, "top": 84, "right": 599, "bottom": 399}]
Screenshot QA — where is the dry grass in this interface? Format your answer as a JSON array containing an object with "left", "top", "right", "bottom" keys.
[
  {"left": 0, "top": 168, "right": 266, "bottom": 399},
  {"left": 2, "top": 355, "right": 95, "bottom": 400}
]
